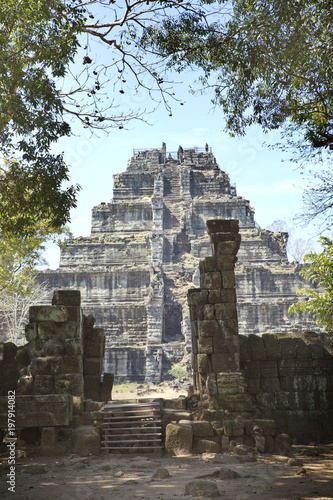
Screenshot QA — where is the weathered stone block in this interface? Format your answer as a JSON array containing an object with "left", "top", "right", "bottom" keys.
[
  {"left": 38, "top": 321, "right": 80, "bottom": 341},
  {"left": 199, "top": 320, "right": 220, "bottom": 337},
  {"left": 210, "top": 231, "right": 240, "bottom": 244},
  {"left": 310, "top": 343, "right": 325, "bottom": 359},
  {"left": 212, "top": 353, "right": 239, "bottom": 372},
  {"left": 224, "top": 420, "right": 244, "bottom": 437},
  {"left": 16, "top": 375, "right": 34, "bottom": 395},
  {"left": 41, "top": 427, "right": 57, "bottom": 452},
  {"left": 29, "top": 305, "right": 68, "bottom": 323},
  {"left": 213, "top": 333, "right": 239, "bottom": 353},
  {"left": 217, "top": 374, "right": 243, "bottom": 395},
  {"left": 66, "top": 306, "right": 82, "bottom": 323},
  {"left": 244, "top": 419, "right": 275, "bottom": 436},
  {"left": 243, "top": 360, "right": 260, "bottom": 379},
  {"left": 192, "top": 321, "right": 199, "bottom": 338},
  {"left": 203, "top": 304, "right": 215, "bottom": 320},
  {"left": 61, "top": 355, "right": 83, "bottom": 374},
  {"left": 260, "top": 359, "right": 278, "bottom": 378},
  {"left": 249, "top": 334, "right": 267, "bottom": 361},
  {"left": 216, "top": 255, "right": 236, "bottom": 271},
  {"left": 52, "top": 290, "right": 81, "bottom": 306},
  {"left": 66, "top": 338, "right": 83, "bottom": 356},
  {"left": 221, "top": 435, "right": 229, "bottom": 451},
  {"left": 216, "top": 239, "right": 240, "bottom": 256},
  {"left": 72, "top": 425, "right": 101, "bottom": 455},
  {"left": 257, "top": 392, "right": 275, "bottom": 409},
  {"left": 55, "top": 373, "right": 84, "bottom": 397},
  {"left": 50, "top": 357, "right": 62, "bottom": 376},
  {"left": 216, "top": 393, "right": 254, "bottom": 412},
  {"left": 239, "top": 335, "right": 252, "bottom": 363},
  {"left": 190, "top": 305, "right": 199, "bottom": 321},
  {"left": 206, "top": 219, "right": 239, "bottom": 234},
  {"left": 204, "top": 256, "right": 217, "bottom": 272},
  {"left": 30, "top": 357, "right": 52, "bottom": 376},
  {"left": 188, "top": 288, "right": 208, "bottom": 306},
  {"left": 165, "top": 423, "right": 193, "bottom": 456},
  {"left": 83, "top": 357, "right": 103, "bottom": 376},
  {"left": 25, "top": 323, "right": 38, "bottom": 342},
  {"left": 206, "top": 372, "right": 217, "bottom": 395},
  {"left": 208, "top": 290, "right": 222, "bottom": 304},
  {"left": 278, "top": 359, "right": 296, "bottom": 377},
  {"left": 220, "top": 289, "right": 236, "bottom": 303},
  {"left": 192, "top": 420, "right": 214, "bottom": 437},
  {"left": 83, "top": 340, "right": 103, "bottom": 358},
  {"left": 216, "top": 318, "right": 238, "bottom": 337},
  {"left": 198, "top": 354, "right": 212, "bottom": 373},
  {"left": 84, "top": 374, "right": 101, "bottom": 400},
  {"left": 33, "top": 375, "right": 55, "bottom": 395},
  {"left": 100, "top": 372, "right": 114, "bottom": 402},
  {"left": 260, "top": 377, "right": 281, "bottom": 392},
  {"left": 314, "top": 390, "right": 333, "bottom": 411},
  {"left": 1, "top": 394, "right": 73, "bottom": 428},
  {"left": 198, "top": 337, "right": 213, "bottom": 354},
  {"left": 294, "top": 338, "right": 312, "bottom": 359},
  {"left": 193, "top": 439, "right": 220, "bottom": 454},
  {"left": 84, "top": 327, "right": 105, "bottom": 343},
  {"left": 42, "top": 338, "right": 66, "bottom": 356},
  {"left": 297, "top": 391, "right": 315, "bottom": 411},
  {"left": 203, "top": 271, "right": 222, "bottom": 290},
  {"left": 215, "top": 303, "right": 237, "bottom": 319},
  {"left": 72, "top": 395, "right": 84, "bottom": 415},
  {"left": 295, "top": 374, "right": 315, "bottom": 392},
  {"left": 262, "top": 334, "right": 281, "bottom": 360},
  {"left": 279, "top": 376, "right": 297, "bottom": 392},
  {"left": 275, "top": 391, "right": 299, "bottom": 411},
  {"left": 15, "top": 346, "right": 30, "bottom": 367},
  {"left": 244, "top": 378, "right": 260, "bottom": 394},
  {"left": 280, "top": 338, "right": 299, "bottom": 359},
  {"left": 221, "top": 271, "right": 236, "bottom": 288}
]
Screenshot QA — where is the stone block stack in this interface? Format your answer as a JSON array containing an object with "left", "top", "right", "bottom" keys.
[
  {"left": 188, "top": 220, "right": 255, "bottom": 412},
  {"left": 0, "top": 342, "right": 19, "bottom": 396},
  {"left": 0, "top": 290, "right": 114, "bottom": 456},
  {"left": 83, "top": 314, "right": 114, "bottom": 401},
  {"left": 17, "top": 290, "right": 84, "bottom": 399}
]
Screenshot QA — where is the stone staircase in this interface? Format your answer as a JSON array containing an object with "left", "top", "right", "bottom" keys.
[{"left": 101, "top": 400, "right": 162, "bottom": 453}]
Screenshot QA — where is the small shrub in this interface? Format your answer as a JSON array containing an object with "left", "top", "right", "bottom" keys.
[{"left": 168, "top": 363, "right": 188, "bottom": 380}]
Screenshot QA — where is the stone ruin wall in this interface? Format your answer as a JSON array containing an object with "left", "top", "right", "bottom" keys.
[
  {"left": 0, "top": 282, "right": 332, "bottom": 457},
  {"left": 31, "top": 143, "right": 322, "bottom": 384},
  {"left": 185, "top": 219, "right": 333, "bottom": 449},
  {"left": 0, "top": 291, "right": 113, "bottom": 456}
]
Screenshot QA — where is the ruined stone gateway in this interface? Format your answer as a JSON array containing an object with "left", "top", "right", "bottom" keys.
[{"left": 39, "top": 143, "right": 319, "bottom": 382}]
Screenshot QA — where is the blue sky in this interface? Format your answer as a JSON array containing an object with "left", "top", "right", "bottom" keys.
[{"left": 43, "top": 76, "right": 319, "bottom": 269}]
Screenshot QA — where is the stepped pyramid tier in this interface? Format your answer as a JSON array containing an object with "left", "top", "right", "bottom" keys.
[{"left": 38, "top": 143, "right": 320, "bottom": 383}]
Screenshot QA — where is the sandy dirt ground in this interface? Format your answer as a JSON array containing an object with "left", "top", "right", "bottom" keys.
[
  {"left": 1, "top": 444, "right": 333, "bottom": 500},
  {"left": 1, "top": 384, "right": 333, "bottom": 500}
]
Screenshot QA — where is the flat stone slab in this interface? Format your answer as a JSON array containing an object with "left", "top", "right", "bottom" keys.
[
  {"left": 0, "top": 394, "right": 73, "bottom": 428},
  {"left": 29, "top": 305, "right": 68, "bottom": 323}
]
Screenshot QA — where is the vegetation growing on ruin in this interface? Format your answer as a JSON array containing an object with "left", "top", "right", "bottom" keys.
[{"left": 289, "top": 237, "right": 333, "bottom": 333}]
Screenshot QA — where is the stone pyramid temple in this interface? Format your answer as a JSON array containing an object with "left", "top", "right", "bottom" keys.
[{"left": 39, "top": 143, "right": 319, "bottom": 382}]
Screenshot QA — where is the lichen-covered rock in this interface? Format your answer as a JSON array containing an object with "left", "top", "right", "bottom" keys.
[
  {"left": 152, "top": 467, "right": 170, "bottom": 479},
  {"left": 185, "top": 480, "right": 220, "bottom": 497}
]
